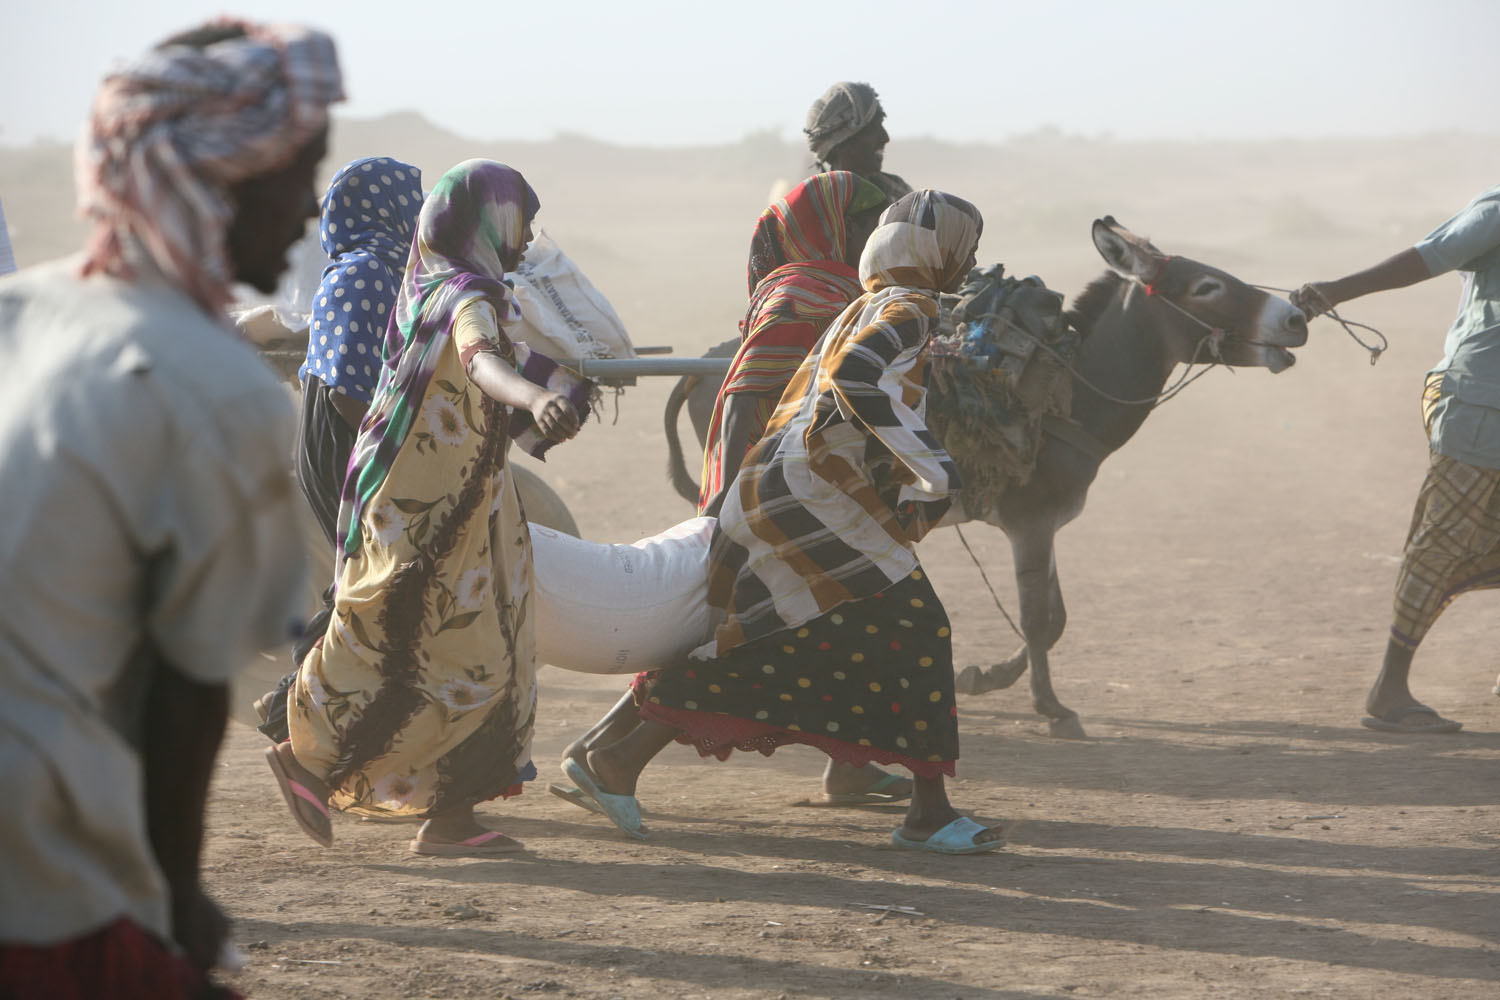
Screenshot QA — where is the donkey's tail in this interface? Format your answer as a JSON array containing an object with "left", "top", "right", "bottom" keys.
[{"left": 664, "top": 374, "right": 702, "bottom": 504}]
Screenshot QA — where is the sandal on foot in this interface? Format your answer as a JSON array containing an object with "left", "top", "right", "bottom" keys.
[
  {"left": 358, "top": 813, "right": 423, "bottom": 824},
  {"left": 560, "top": 758, "right": 647, "bottom": 841},
  {"left": 890, "top": 816, "right": 1004, "bottom": 855},
  {"left": 820, "top": 770, "right": 913, "bottom": 806},
  {"left": 265, "top": 744, "right": 333, "bottom": 847},
  {"left": 548, "top": 781, "right": 604, "bottom": 815},
  {"left": 1359, "top": 703, "right": 1462, "bottom": 734},
  {"left": 409, "top": 830, "right": 524, "bottom": 857}
]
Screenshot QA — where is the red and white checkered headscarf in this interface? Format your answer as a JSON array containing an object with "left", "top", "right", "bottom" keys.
[{"left": 76, "top": 20, "right": 344, "bottom": 312}]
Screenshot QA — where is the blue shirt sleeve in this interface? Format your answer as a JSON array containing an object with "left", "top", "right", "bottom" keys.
[{"left": 1416, "top": 187, "right": 1500, "bottom": 277}]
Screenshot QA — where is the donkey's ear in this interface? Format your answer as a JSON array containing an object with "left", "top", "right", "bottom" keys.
[{"left": 1092, "top": 217, "right": 1162, "bottom": 281}]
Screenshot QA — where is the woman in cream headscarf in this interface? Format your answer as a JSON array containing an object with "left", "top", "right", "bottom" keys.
[{"left": 564, "top": 191, "right": 1004, "bottom": 854}]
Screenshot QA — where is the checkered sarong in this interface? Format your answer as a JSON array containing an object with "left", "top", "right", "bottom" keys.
[{"left": 1390, "top": 375, "right": 1500, "bottom": 648}]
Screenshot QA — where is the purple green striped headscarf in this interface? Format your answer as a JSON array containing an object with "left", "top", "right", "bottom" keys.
[{"left": 338, "top": 159, "right": 584, "bottom": 558}]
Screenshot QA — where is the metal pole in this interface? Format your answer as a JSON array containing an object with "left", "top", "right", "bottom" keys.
[{"left": 561, "top": 357, "right": 734, "bottom": 378}]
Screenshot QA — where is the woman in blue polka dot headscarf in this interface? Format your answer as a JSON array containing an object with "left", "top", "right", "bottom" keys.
[
  {"left": 297, "top": 155, "right": 423, "bottom": 545},
  {"left": 261, "top": 156, "right": 424, "bottom": 742}
]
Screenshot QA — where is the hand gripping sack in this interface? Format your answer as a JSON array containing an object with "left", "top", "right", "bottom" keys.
[
  {"left": 531, "top": 517, "right": 713, "bottom": 673},
  {"left": 508, "top": 229, "right": 635, "bottom": 362}
]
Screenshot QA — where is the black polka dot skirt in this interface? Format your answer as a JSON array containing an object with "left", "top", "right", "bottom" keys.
[{"left": 639, "top": 568, "right": 958, "bottom": 778}]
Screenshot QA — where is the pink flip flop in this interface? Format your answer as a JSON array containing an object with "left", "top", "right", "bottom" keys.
[
  {"left": 408, "top": 829, "right": 526, "bottom": 857},
  {"left": 265, "top": 744, "right": 334, "bottom": 847}
]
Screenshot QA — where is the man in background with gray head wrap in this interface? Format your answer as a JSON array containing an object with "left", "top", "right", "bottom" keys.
[
  {"left": 805, "top": 81, "right": 913, "bottom": 203},
  {"left": 0, "top": 19, "right": 341, "bottom": 997},
  {"left": 788, "top": 82, "right": 916, "bottom": 805}
]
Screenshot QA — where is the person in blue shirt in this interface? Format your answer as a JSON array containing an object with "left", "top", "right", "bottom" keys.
[{"left": 1295, "top": 183, "right": 1500, "bottom": 733}]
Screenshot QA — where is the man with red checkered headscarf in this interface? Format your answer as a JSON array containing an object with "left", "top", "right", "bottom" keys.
[{"left": 0, "top": 20, "right": 341, "bottom": 998}]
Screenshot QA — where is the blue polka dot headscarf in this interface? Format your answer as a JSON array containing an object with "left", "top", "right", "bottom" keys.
[{"left": 300, "top": 156, "right": 423, "bottom": 403}]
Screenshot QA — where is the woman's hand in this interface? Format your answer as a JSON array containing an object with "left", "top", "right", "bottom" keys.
[{"left": 531, "top": 391, "right": 580, "bottom": 441}]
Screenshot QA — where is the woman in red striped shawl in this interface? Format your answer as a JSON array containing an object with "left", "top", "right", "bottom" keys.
[{"left": 700, "top": 171, "right": 887, "bottom": 515}]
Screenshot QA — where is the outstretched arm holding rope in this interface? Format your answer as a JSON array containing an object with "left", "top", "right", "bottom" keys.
[
  {"left": 1292, "top": 182, "right": 1500, "bottom": 735},
  {"left": 1292, "top": 247, "right": 1431, "bottom": 317}
]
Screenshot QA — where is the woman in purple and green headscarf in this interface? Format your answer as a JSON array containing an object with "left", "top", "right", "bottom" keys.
[{"left": 266, "top": 159, "right": 593, "bottom": 857}]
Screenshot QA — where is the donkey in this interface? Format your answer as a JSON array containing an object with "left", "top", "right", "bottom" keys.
[
  {"left": 664, "top": 338, "right": 739, "bottom": 504},
  {"left": 663, "top": 218, "right": 1307, "bottom": 738}
]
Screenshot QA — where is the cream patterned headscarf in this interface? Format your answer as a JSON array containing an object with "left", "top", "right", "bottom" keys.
[
  {"left": 75, "top": 21, "right": 344, "bottom": 312},
  {"left": 858, "top": 189, "right": 983, "bottom": 294}
]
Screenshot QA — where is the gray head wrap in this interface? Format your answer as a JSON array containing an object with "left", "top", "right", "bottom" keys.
[{"left": 804, "top": 82, "right": 883, "bottom": 161}]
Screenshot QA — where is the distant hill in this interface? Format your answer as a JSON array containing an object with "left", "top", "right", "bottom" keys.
[{"left": 3, "top": 112, "right": 1496, "bottom": 348}]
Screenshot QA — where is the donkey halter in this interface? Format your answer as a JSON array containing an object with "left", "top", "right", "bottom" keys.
[{"left": 1136, "top": 256, "right": 1237, "bottom": 363}]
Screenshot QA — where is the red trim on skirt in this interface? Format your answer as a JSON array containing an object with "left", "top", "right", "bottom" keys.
[{"left": 639, "top": 701, "right": 955, "bottom": 779}]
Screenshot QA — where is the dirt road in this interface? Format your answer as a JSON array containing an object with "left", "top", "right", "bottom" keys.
[{"left": 217, "top": 279, "right": 1500, "bottom": 996}]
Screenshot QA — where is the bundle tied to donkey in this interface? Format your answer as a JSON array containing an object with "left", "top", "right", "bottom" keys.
[
  {"left": 927, "top": 264, "right": 1079, "bottom": 518},
  {"left": 531, "top": 267, "right": 1080, "bottom": 674}
]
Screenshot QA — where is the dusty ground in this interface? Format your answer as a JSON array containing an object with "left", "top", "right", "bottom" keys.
[
  {"left": 216, "top": 296, "right": 1500, "bottom": 998},
  {"left": 9, "top": 124, "right": 1498, "bottom": 997}
]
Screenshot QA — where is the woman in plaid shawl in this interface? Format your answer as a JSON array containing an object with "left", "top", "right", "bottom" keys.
[
  {"left": 269, "top": 160, "right": 593, "bottom": 858},
  {"left": 560, "top": 172, "right": 901, "bottom": 812},
  {"left": 567, "top": 191, "right": 1004, "bottom": 854}
]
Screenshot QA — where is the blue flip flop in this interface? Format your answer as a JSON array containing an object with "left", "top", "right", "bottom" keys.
[
  {"left": 548, "top": 781, "right": 604, "bottom": 815},
  {"left": 890, "top": 816, "right": 1003, "bottom": 855},
  {"left": 560, "top": 758, "right": 648, "bottom": 841}
]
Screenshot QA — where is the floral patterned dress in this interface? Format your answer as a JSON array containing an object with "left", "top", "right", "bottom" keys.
[{"left": 289, "top": 300, "right": 538, "bottom": 817}]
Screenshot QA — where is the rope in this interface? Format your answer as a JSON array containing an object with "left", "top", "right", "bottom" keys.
[
  {"left": 951, "top": 276, "right": 1357, "bottom": 633},
  {"left": 966, "top": 296, "right": 1226, "bottom": 409},
  {"left": 948, "top": 279, "right": 1250, "bottom": 629},
  {"left": 953, "top": 522, "right": 1026, "bottom": 642},
  {"left": 1252, "top": 283, "right": 1388, "bottom": 365}
]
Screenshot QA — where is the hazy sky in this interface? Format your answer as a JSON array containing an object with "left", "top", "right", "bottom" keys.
[{"left": 4, "top": 0, "right": 1496, "bottom": 147}]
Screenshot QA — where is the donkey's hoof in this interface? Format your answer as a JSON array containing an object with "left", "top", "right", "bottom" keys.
[
  {"left": 955, "top": 662, "right": 1026, "bottom": 696},
  {"left": 1047, "top": 715, "right": 1088, "bottom": 740},
  {"left": 988, "top": 659, "right": 1028, "bottom": 690}
]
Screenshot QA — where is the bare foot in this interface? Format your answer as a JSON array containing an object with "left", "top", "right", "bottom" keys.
[
  {"left": 1359, "top": 702, "right": 1462, "bottom": 734},
  {"left": 583, "top": 748, "right": 637, "bottom": 797},
  {"left": 561, "top": 736, "right": 588, "bottom": 771}
]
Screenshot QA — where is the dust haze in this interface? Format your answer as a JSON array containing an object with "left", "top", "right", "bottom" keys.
[{"left": 4, "top": 119, "right": 1498, "bottom": 996}]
